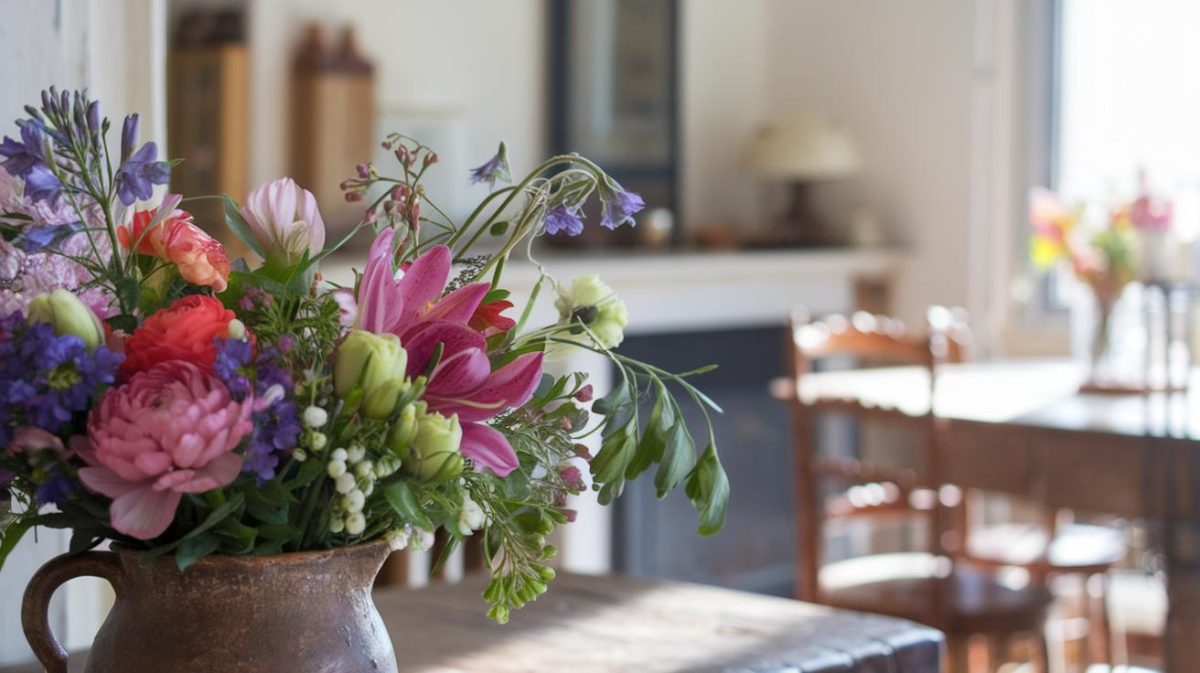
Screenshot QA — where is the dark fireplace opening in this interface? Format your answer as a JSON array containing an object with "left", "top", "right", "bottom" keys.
[{"left": 612, "top": 325, "right": 795, "bottom": 597}]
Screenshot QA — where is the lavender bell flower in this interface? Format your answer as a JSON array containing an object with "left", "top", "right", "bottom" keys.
[
  {"left": 114, "top": 141, "right": 171, "bottom": 206},
  {"left": 599, "top": 185, "right": 645, "bottom": 230},
  {"left": 468, "top": 143, "right": 512, "bottom": 188},
  {"left": 0, "top": 121, "right": 49, "bottom": 178},
  {"left": 545, "top": 205, "right": 585, "bottom": 236}
]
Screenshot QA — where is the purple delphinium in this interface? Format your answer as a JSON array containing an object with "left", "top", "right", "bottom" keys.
[
  {"left": 468, "top": 143, "right": 511, "bottom": 188},
  {"left": 114, "top": 141, "right": 170, "bottom": 206},
  {"left": 212, "top": 339, "right": 301, "bottom": 482},
  {"left": 34, "top": 469, "right": 75, "bottom": 506},
  {"left": 0, "top": 121, "right": 63, "bottom": 204},
  {"left": 599, "top": 185, "right": 645, "bottom": 230},
  {"left": 544, "top": 205, "right": 585, "bottom": 236},
  {"left": 0, "top": 311, "right": 123, "bottom": 447}
]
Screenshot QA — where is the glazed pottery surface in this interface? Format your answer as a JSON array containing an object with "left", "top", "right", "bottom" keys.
[{"left": 22, "top": 540, "right": 398, "bottom": 673}]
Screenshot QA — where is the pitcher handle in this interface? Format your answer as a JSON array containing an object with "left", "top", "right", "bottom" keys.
[{"left": 21, "top": 551, "right": 123, "bottom": 673}]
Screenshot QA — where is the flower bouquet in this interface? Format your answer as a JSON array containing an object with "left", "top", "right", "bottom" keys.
[
  {"left": 0, "top": 89, "right": 727, "bottom": 672},
  {"left": 1029, "top": 186, "right": 1138, "bottom": 388}
]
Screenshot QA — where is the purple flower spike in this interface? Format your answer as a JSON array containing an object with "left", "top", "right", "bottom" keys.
[
  {"left": 468, "top": 142, "right": 511, "bottom": 188},
  {"left": 545, "top": 205, "right": 584, "bottom": 236},
  {"left": 0, "top": 121, "right": 49, "bottom": 179},
  {"left": 114, "top": 141, "right": 171, "bottom": 206},
  {"left": 23, "top": 165, "right": 63, "bottom": 204},
  {"left": 120, "top": 114, "right": 138, "bottom": 162},
  {"left": 599, "top": 186, "right": 645, "bottom": 230}
]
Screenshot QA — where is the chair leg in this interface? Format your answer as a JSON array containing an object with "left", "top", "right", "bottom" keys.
[{"left": 945, "top": 634, "right": 971, "bottom": 673}]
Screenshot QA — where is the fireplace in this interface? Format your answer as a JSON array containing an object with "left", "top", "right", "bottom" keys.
[{"left": 611, "top": 325, "right": 797, "bottom": 596}]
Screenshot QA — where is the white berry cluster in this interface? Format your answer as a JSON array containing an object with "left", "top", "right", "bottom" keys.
[{"left": 326, "top": 443, "right": 400, "bottom": 536}]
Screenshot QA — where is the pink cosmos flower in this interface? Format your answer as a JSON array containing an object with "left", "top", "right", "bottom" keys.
[
  {"left": 240, "top": 178, "right": 326, "bottom": 265},
  {"left": 78, "top": 361, "right": 253, "bottom": 540},
  {"left": 356, "top": 229, "right": 543, "bottom": 476}
]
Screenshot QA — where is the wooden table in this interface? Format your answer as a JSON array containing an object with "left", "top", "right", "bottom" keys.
[
  {"left": 1, "top": 573, "right": 942, "bottom": 673},
  {"left": 799, "top": 358, "right": 1200, "bottom": 671}
]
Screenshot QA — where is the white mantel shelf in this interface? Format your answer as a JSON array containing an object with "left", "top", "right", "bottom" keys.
[{"left": 323, "top": 247, "right": 908, "bottom": 335}]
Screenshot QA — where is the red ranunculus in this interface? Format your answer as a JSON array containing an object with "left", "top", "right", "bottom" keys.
[
  {"left": 468, "top": 299, "right": 516, "bottom": 337},
  {"left": 119, "top": 295, "right": 238, "bottom": 380}
]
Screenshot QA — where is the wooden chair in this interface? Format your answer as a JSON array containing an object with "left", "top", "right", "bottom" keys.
[{"left": 779, "top": 309, "right": 1052, "bottom": 672}]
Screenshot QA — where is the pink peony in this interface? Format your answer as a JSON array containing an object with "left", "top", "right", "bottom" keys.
[{"left": 78, "top": 361, "right": 253, "bottom": 540}]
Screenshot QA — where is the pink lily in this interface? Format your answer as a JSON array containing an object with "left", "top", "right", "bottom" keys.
[
  {"left": 356, "top": 229, "right": 490, "bottom": 336},
  {"left": 355, "top": 229, "right": 544, "bottom": 477}
]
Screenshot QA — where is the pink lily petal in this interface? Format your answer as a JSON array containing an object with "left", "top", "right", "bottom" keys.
[
  {"left": 403, "top": 321, "right": 492, "bottom": 394},
  {"left": 394, "top": 244, "right": 451, "bottom": 329},
  {"left": 460, "top": 422, "right": 520, "bottom": 477},
  {"left": 448, "top": 352, "right": 544, "bottom": 423},
  {"left": 110, "top": 486, "right": 182, "bottom": 540},
  {"left": 422, "top": 282, "right": 490, "bottom": 325},
  {"left": 357, "top": 228, "right": 404, "bottom": 334}
]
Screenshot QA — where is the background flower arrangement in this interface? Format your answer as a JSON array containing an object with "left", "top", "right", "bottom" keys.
[{"left": 0, "top": 89, "right": 728, "bottom": 622}]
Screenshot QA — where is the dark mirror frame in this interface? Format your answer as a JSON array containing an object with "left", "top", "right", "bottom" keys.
[{"left": 547, "top": 0, "right": 682, "bottom": 248}]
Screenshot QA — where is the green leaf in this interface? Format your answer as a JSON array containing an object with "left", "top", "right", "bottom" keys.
[
  {"left": 684, "top": 444, "right": 730, "bottom": 536},
  {"left": 176, "top": 533, "right": 221, "bottom": 571},
  {"left": 288, "top": 457, "right": 326, "bottom": 492},
  {"left": 654, "top": 420, "right": 696, "bottom": 499},
  {"left": 0, "top": 520, "right": 32, "bottom": 572},
  {"left": 624, "top": 382, "right": 670, "bottom": 480},
  {"left": 382, "top": 481, "right": 434, "bottom": 531},
  {"left": 222, "top": 195, "right": 266, "bottom": 258},
  {"left": 489, "top": 220, "right": 510, "bottom": 236},
  {"left": 140, "top": 493, "right": 245, "bottom": 564}
]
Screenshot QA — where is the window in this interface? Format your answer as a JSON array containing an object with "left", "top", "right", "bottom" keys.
[{"left": 1056, "top": 0, "right": 1200, "bottom": 239}]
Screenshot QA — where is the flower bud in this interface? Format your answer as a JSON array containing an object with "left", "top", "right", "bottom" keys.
[
  {"left": 386, "top": 402, "right": 419, "bottom": 455},
  {"left": 346, "top": 512, "right": 366, "bottom": 535},
  {"left": 302, "top": 405, "right": 328, "bottom": 428},
  {"left": 361, "top": 377, "right": 411, "bottom": 420},
  {"left": 335, "top": 472, "right": 356, "bottom": 494},
  {"left": 226, "top": 319, "right": 247, "bottom": 341},
  {"left": 240, "top": 177, "right": 326, "bottom": 266},
  {"left": 403, "top": 409, "right": 463, "bottom": 482},
  {"left": 334, "top": 330, "right": 408, "bottom": 400},
  {"left": 26, "top": 289, "right": 105, "bottom": 350}
]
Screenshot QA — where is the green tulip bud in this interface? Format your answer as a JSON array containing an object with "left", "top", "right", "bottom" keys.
[
  {"left": 334, "top": 330, "right": 408, "bottom": 399},
  {"left": 362, "top": 377, "right": 411, "bottom": 420},
  {"left": 26, "top": 289, "right": 105, "bottom": 350},
  {"left": 403, "top": 409, "right": 463, "bottom": 482},
  {"left": 387, "top": 402, "right": 420, "bottom": 455}
]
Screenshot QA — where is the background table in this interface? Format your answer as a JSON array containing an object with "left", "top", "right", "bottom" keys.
[
  {"left": 1, "top": 573, "right": 942, "bottom": 673},
  {"left": 799, "top": 358, "right": 1200, "bottom": 671}
]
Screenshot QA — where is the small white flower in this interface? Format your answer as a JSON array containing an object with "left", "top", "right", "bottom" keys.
[
  {"left": 385, "top": 528, "right": 409, "bottom": 550},
  {"left": 309, "top": 432, "right": 328, "bottom": 451},
  {"left": 457, "top": 494, "right": 487, "bottom": 536},
  {"left": 361, "top": 480, "right": 375, "bottom": 497},
  {"left": 327, "top": 460, "right": 347, "bottom": 478},
  {"left": 346, "top": 512, "right": 366, "bottom": 535},
  {"left": 335, "top": 472, "right": 356, "bottom": 494},
  {"left": 331, "top": 447, "right": 348, "bottom": 462},
  {"left": 347, "top": 445, "right": 366, "bottom": 464},
  {"left": 227, "top": 319, "right": 247, "bottom": 340},
  {"left": 329, "top": 516, "right": 345, "bottom": 534},
  {"left": 354, "top": 460, "right": 375, "bottom": 479},
  {"left": 303, "top": 405, "right": 329, "bottom": 428},
  {"left": 292, "top": 449, "right": 307, "bottom": 462},
  {"left": 410, "top": 527, "right": 435, "bottom": 551},
  {"left": 343, "top": 489, "right": 366, "bottom": 513}
]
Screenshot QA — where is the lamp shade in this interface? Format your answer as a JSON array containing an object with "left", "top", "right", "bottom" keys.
[{"left": 746, "top": 113, "right": 861, "bottom": 181}]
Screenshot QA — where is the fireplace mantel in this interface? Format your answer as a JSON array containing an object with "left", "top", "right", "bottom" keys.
[{"left": 324, "top": 247, "right": 908, "bottom": 333}]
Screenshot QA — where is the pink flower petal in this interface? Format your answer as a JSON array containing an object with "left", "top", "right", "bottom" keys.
[
  {"left": 79, "top": 467, "right": 145, "bottom": 500},
  {"left": 357, "top": 229, "right": 403, "bottom": 334},
  {"left": 448, "top": 352, "right": 544, "bottom": 423},
  {"left": 402, "top": 321, "right": 491, "bottom": 391},
  {"left": 178, "top": 453, "right": 243, "bottom": 493},
  {"left": 460, "top": 422, "right": 520, "bottom": 477},
  {"left": 424, "top": 282, "right": 490, "bottom": 325},
  {"left": 110, "top": 487, "right": 182, "bottom": 540}
]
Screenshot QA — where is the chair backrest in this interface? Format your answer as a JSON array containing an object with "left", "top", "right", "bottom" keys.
[{"left": 786, "top": 307, "right": 970, "bottom": 611}]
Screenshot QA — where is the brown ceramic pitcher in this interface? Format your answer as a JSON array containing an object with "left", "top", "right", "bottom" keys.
[{"left": 21, "top": 540, "right": 398, "bottom": 673}]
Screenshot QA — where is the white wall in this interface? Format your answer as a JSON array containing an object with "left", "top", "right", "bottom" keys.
[
  {"left": 245, "top": 0, "right": 546, "bottom": 190},
  {"left": 680, "top": 0, "right": 769, "bottom": 231},
  {"left": 764, "top": 0, "right": 977, "bottom": 326}
]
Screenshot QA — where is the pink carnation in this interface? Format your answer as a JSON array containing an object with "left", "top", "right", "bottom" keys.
[{"left": 78, "top": 361, "right": 252, "bottom": 540}]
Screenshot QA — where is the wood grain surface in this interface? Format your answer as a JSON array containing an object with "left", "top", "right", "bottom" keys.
[{"left": 1, "top": 572, "right": 943, "bottom": 673}]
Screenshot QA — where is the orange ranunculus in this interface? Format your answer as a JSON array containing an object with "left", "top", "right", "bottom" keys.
[
  {"left": 118, "top": 295, "right": 239, "bottom": 380},
  {"left": 119, "top": 206, "right": 231, "bottom": 291}
]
